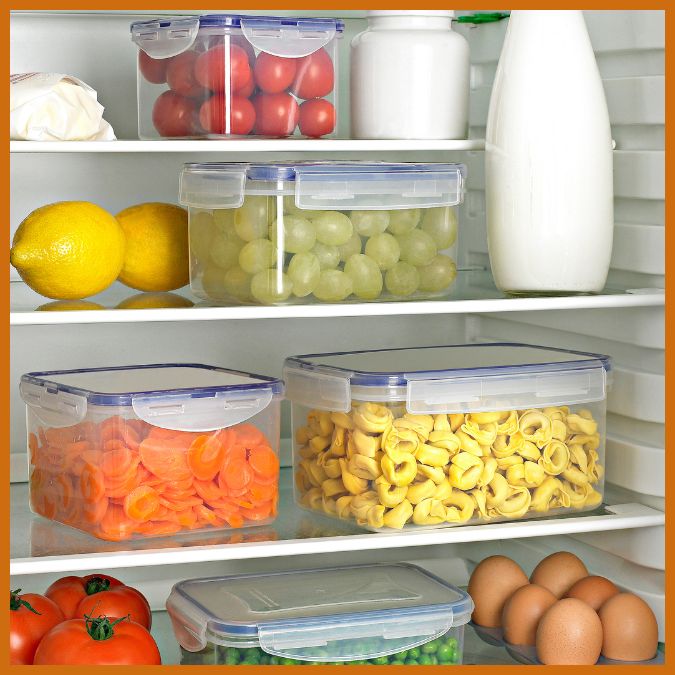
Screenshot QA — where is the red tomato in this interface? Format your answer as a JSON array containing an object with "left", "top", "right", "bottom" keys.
[
  {"left": 254, "top": 52, "right": 298, "bottom": 94},
  {"left": 291, "top": 48, "right": 334, "bottom": 99},
  {"left": 231, "top": 36, "right": 256, "bottom": 66},
  {"left": 10, "top": 589, "right": 65, "bottom": 665},
  {"left": 199, "top": 95, "right": 256, "bottom": 135},
  {"left": 194, "top": 44, "right": 251, "bottom": 93},
  {"left": 34, "top": 616, "right": 161, "bottom": 665},
  {"left": 138, "top": 51, "right": 168, "bottom": 84},
  {"left": 152, "top": 91, "right": 200, "bottom": 137},
  {"left": 299, "top": 98, "right": 336, "bottom": 137},
  {"left": 166, "top": 51, "right": 203, "bottom": 98},
  {"left": 252, "top": 92, "right": 299, "bottom": 137},
  {"left": 45, "top": 575, "right": 151, "bottom": 629},
  {"left": 235, "top": 75, "right": 256, "bottom": 98}
]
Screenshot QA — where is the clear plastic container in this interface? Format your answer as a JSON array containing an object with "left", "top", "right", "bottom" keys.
[
  {"left": 20, "top": 364, "right": 283, "bottom": 540},
  {"left": 131, "top": 14, "right": 343, "bottom": 139},
  {"left": 181, "top": 161, "right": 466, "bottom": 305},
  {"left": 283, "top": 343, "right": 611, "bottom": 531},
  {"left": 167, "top": 563, "right": 473, "bottom": 665}
]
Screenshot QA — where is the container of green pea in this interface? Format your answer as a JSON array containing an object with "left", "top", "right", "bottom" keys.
[
  {"left": 180, "top": 162, "right": 466, "bottom": 305},
  {"left": 167, "top": 563, "right": 472, "bottom": 665}
]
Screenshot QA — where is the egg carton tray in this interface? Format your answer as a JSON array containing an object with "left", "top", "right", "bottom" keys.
[{"left": 471, "top": 623, "right": 664, "bottom": 666}]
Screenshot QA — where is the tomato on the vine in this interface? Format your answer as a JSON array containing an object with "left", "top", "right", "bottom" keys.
[
  {"left": 33, "top": 615, "right": 161, "bottom": 665},
  {"left": 10, "top": 589, "right": 65, "bottom": 665},
  {"left": 299, "top": 98, "right": 336, "bottom": 137},
  {"left": 138, "top": 51, "right": 168, "bottom": 84},
  {"left": 152, "top": 91, "right": 200, "bottom": 137},
  {"left": 254, "top": 52, "right": 297, "bottom": 94},
  {"left": 199, "top": 95, "right": 256, "bottom": 135},
  {"left": 166, "top": 51, "right": 203, "bottom": 98},
  {"left": 291, "top": 48, "right": 334, "bottom": 99},
  {"left": 252, "top": 92, "right": 299, "bottom": 136},
  {"left": 195, "top": 44, "right": 251, "bottom": 93}
]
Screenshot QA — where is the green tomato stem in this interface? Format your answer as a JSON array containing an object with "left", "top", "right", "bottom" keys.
[
  {"left": 84, "top": 613, "right": 129, "bottom": 641},
  {"left": 9, "top": 589, "right": 41, "bottom": 614}
]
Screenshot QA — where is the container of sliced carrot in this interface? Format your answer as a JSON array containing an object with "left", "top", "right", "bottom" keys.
[{"left": 20, "top": 364, "right": 283, "bottom": 540}]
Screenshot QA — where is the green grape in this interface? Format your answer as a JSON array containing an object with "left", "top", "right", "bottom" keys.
[
  {"left": 210, "top": 232, "right": 245, "bottom": 270},
  {"left": 223, "top": 266, "right": 252, "bottom": 301},
  {"left": 397, "top": 229, "right": 437, "bottom": 266},
  {"left": 283, "top": 195, "right": 324, "bottom": 220},
  {"left": 288, "top": 252, "right": 321, "bottom": 297},
  {"left": 313, "top": 269, "right": 353, "bottom": 302},
  {"left": 385, "top": 262, "right": 420, "bottom": 297},
  {"left": 250, "top": 269, "right": 293, "bottom": 304},
  {"left": 351, "top": 210, "right": 389, "bottom": 237},
  {"left": 213, "top": 208, "right": 236, "bottom": 234},
  {"left": 418, "top": 254, "right": 457, "bottom": 292},
  {"left": 234, "top": 195, "right": 273, "bottom": 241},
  {"left": 201, "top": 264, "right": 227, "bottom": 299},
  {"left": 238, "top": 238, "right": 275, "bottom": 274},
  {"left": 421, "top": 206, "right": 458, "bottom": 249},
  {"left": 387, "top": 208, "right": 421, "bottom": 235},
  {"left": 336, "top": 230, "right": 362, "bottom": 262},
  {"left": 311, "top": 241, "right": 340, "bottom": 269},
  {"left": 364, "top": 232, "right": 400, "bottom": 271},
  {"left": 270, "top": 214, "right": 316, "bottom": 253},
  {"left": 313, "top": 211, "right": 354, "bottom": 246},
  {"left": 344, "top": 254, "right": 383, "bottom": 300}
]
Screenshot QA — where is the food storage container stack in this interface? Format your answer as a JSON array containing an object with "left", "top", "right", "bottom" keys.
[
  {"left": 167, "top": 564, "right": 473, "bottom": 665},
  {"left": 181, "top": 162, "right": 466, "bottom": 305},
  {"left": 131, "top": 14, "right": 343, "bottom": 139},
  {"left": 20, "top": 364, "right": 283, "bottom": 540},
  {"left": 284, "top": 344, "right": 611, "bottom": 531}
]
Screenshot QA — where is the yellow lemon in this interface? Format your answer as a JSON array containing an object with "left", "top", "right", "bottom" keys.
[
  {"left": 10, "top": 201, "right": 125, "bottom": 300},
  {"left": 116, "top": 202, "right": 189, "bottom": 292},
  {"left": 116, "top": 292, "right": 194, "bottom": 309},
  {"left": 37, "top": 299, "right": 106, "bottom": 311}
]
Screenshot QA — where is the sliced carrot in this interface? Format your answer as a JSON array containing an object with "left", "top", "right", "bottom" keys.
[
  {"left": 193, "top": 479, "right": 225, "bottom": 502},
  {"left": 219, "top": 458, "right": 252, "bottom": 492},
  {"left": 104, "top": 462, "right": 142, "bottom": 498},
  {"left": 83, "top": 497, "right": 108, "bottom": 525},
  {"left": 54, "top": 474, "right": 74, "bottom": 513},
  {"left": 28, "top": 433, "right": 38, "bottom": 463},
  {"left": 159, "top": 495, "right": 203, "bottom": 511},
  {"left": 100, "top": 445, "right": 134, "bottom": 479},
  {"left": 166, "top": 475, "right": 194, "bottom": 492},
  {"left": 248, "top": 445, "right": 279, "bottom": 480},
  {"left": 216, "top": 510, "right": 244, "bottom": 528},
  {"left": 124, "top": 485, "right": 160, "bottom": 522},
  {"left": 97, "top": 504, "right": 137, "bottom": 541},
  {"left": 194, "top": 504, "right": 224, "bottom": 527},
  {"left": 44, "top": 427, "right": 77, "bottom": 447},
  {"left": 120, "top": 425, "right": 141, "bottom": 452},
  {"left": 139, "top": 437, "right": 192, "bottom": 482},
  {"left": 139, "top": 520, "right": 182, "bottom": 537},
  {"left": 241, "top": 501, "right": 273, "bottom": 521},
  {"left": 232, "top": 498, "right": 255, "bottom": 509},
  {"left": 235, "top": 423, "right": 266, "bottom": 447},
  {"left": 224, "top": 443, "right": 247, "bottom": 463},
  {"left": 188, "top": 434, "right": 225, "bottom": 481},
  {"left": 147, "top": 426, "right": 181, "bottom": 440},
  {"left": 175, "top": 508, "right": 199, "bottom": 528},
  {"left": 249, "top": 481, "right": 277, "bottom": 502},
  {"left": 80, "top": 463, "right": 106, "bottom": 503}
]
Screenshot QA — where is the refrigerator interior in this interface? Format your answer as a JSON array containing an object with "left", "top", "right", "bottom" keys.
[{"left": 9, "top": 9, "right": 665, "bottom": 663}]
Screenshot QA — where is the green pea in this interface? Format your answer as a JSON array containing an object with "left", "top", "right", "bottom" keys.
[
  {"left": 389, "top": 660, "right": 406, "bottom": 666},
  {"left": 418, "top": 655, "right": 433, "bottom": 665},
  {"left": 422, "top": 642, "right": 438, "bottom": 654},
  {"left": 269, "top": 656, "right": 280, "bottom": 665},
  {"left": 436, "top": 644, "right": 454, "bottom": 663},
  {"left": 280, "top": 657, "right": 297, "bottom": 665},
  {"left": 371, "top": 656, "right": 389, "bottom": 665},
  {"left": 224, "top": 651, "right": 239, "bottom": 665},
  {"left": 405, "top": 659, "right": 419, "bottom": 666},
  {"left": 407, "top": 648, "right": 421, "bottom": 660}
]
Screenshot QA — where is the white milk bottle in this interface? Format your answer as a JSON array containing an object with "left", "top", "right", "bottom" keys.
[{"left": 486, "top": 10, "right": 613, "bottom": 294}]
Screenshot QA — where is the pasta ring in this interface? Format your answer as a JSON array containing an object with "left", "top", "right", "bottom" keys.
[
  {"left": 335, "top": 494, "right": 353, "bottom": 519},
  {"left": 302, "top": 487, "right": 323, "bottom": 510},
  {"left": 396, "top": 413, "right": 434, "bottom": 438},
  {"left": 486, "top": 473, "right": 509, "bottom": 508},
  {"left": 477, "top": 456, "right": 498, "bottom": 487},
  {"left": 433, "top": 414, "right": 451, "bottom": 431},
  {"left": 321, "top": 477, "right": 347, "bottom": 498},
  {"left": 322, "top": 494, "right": 337, "bottom": 515},
  {"left": 492, "top": 433, "right": 523, "bottom": 458},
  {"left": 381, "top": 452, "right": 418, "bottom": 487},
  {"left": 566, "top": 413, "right": 598, "bottom": 435},
  {"left": 570, "top": 433, "right": 601, "bottom": 453},
  {"left": 543, "top": 406, "right": 568, "bottom": 422},
  {"left": 353, "top": 403, "right": 393, "bottom": 434},
  {"left": 562, "top": 466, "right": 589, "bottom": 486},
  {"left": 461, "top": 420, "right": 498, "bottom": 446},
  {"left": 383, "top": 499, "right": 413, "bottom": 529},
  {"left": 530, "top": 476, "right": 564, "bottom": 512},
  {"left": 519, "top": 410, "right": 553, "bottom": 447},
  {"left": 466, "top": 411, "right": 503, "bottom": 425},
  {"left": 562, "top": 481, "right": 588, "bottom": 508},
  {"left": 338, "top": 458, "right": 369, "bottom": 495},
  {"left": 449, "top": 414, "right": 464, "bottom": 432},
  {"left": 366, "top": 504, "right": 386, "bottom": 528},
  {"left": 471, "top": 487, "right": 490, "bottom": 519},
  {"left": 495, "top": 486, "right": 531, "bottom": 518},
  {"left": 584, "top": 485, "right": 603, "bottom": 507},
  {"left": 295, "top": 470, "right": 311, "bottom": 492},
  {"left": 433, "top": 479, "right": 454, "bottom": 502},
  {"left": 329, "top": 427, "right": 347, "bottom": 457},
  {"left": 382, "top": 425, "right": 420, "bottom": 459},
  {"left": 551, "top": 419, "right": 568, "bottom": 441},
  {"left": 298, "top": 444, "right": 315, "bottom": 460},
  {"left": 300, "top": 458, "right": 327, "bottom": 487},
  {"left": 406, "top": 479, "right": 437, "bottom": 505},
  {"left": 330, "top": 411, "right": 354, "bottom": 430},
  {"left": 428, "top": 430, "right": 461, "bottom": 454},
  {"left": 308, "top": 410, "right": 334, "bottom": 437},
  {"left": 516, "top": 440, "right": 541, "bottom": 462},
  {"left": 495, "top": 454, "right": 523, "bottom": 471},
  {"left": 348, "top": 454, "right": 382, "bottom": 480},
  {"left": 496, "top": 411, "right": 519, "bottom": 435},
  {"left": 414, "top": 443, "right": 451, "bottom": 467},
  {"left": 417, "top": 463, "right": 446, "bottom": 484},
  {"left": 295, "top": 426, "right": 312, "bottom": 445},
  {"left": 568, "top": 444, "right": 589, "bottom": 474},
  {"left": 443, "top": 489, "right": 475, "bottom": 522},
  {"left": 352, "top": 428, "right": 381, "bottom": 458},
  {"left": 448, "top": 452, "right": 483, "bottom": 491},
  {"left": 539, "top": 440, "right": 570, "bottom": 475},
  {"left": 506, "top": 461, "right": 546, "bottom": 488},
  {"left": 310, "top": 434, "right": 331, "bottom": 453},
  {"left": 456, "top": 430, "right": 484, "bottom": 456},
  {"left": 412, "top": 498, "right": 446, "bottom": 525},
  {"left": 350, "top": 491, "right": 380, "bottom": 520},
  {"left": 375, "top": 475, "right": 408, "bottom": 507}
]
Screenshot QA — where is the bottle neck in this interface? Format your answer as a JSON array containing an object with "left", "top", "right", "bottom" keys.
[{"left": 368, "top": 15, "right": 453, "bottom": 31}]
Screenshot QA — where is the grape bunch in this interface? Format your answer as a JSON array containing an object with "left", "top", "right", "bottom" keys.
[{"left": 191, "top": 196, "right": 458, "bottom": 305}]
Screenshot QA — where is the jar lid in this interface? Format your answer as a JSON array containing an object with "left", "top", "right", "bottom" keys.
[{"left": 367, "top": 10, "right": 455, "bottom": 19}]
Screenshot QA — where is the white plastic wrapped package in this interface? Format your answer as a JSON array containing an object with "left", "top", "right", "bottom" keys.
[{"left": 10, "top": 73, "right": 116, "bottom": 141}]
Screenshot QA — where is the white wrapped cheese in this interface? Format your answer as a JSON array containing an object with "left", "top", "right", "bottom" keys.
[{"left": 10, "top": 73, "right": 116, "bottom": 141}]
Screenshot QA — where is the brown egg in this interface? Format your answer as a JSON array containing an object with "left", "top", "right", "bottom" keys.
[
  {"left": 536, "top": 598, "right": 603, "bottom": 665},
  {"left": 530, "top": 551, "right": 588, "bottom": 598},
  {"left": 467, "top": 555, "right": 529, "bottom": 627},
  {"left": 599, "top": 593, "right": 658, "bottom": 661},
  {"left": 565, "top": 575, "right": 619, "bottom": 611},
  {"left": 502, "top": 584, "right": 557, "bottom": 646}
]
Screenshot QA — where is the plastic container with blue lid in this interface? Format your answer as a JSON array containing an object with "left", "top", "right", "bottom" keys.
[
  {"left": 20, "top": 364, "right": 284, "bottom": 541},
  {"left": 166, "top": 563, "right": 473, "bottom": 665},
  {"left": 180, "top": 161, "right": 466, "bottom": 305},
  {"left": 283, "top": 343, "right": 611, "bottom": 531},
  {"left": 130, "top": 14, "right": 344, "bottom": 139}
]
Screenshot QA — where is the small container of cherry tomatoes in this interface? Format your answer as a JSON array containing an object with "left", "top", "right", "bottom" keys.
[
  {"left": 20, "top": 364, "right": 284, "bottom": 541},
  {"left": 181, "top": 161, "right": 466, "bottom": 305},
  {"left": 130, "top": 14, "right": 344, "bottom": 139}
]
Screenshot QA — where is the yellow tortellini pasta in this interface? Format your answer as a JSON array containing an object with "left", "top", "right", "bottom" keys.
[{"left": 295, "top": 403, "right": 604, "bottom": 529}]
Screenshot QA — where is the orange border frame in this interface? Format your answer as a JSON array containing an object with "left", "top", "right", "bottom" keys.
[{"left": 3, "top": 3, "right": 670, "bottom": 673}]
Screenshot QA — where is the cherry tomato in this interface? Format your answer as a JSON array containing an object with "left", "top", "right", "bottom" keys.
[
  {"left": 254, "top": 52, "right": 298, "bottom": 94},
  {"left": 253, "top": 92, "right": 299, "bottom": 137},
  {"left": 299, "top": 98, "right": 336, "bottom": 137},
  {"left": 194, "top": 44, "right": 251, "bottom": 93},
  {"left": 291, "top": 48, "right": 334, "bottom": 99},
  {"left": 10, "top": 589, "right": 65, "bottom": 665},
  {"left": 138, "top": 51, "right": 168, "bottom": 84},
  {"left": 231, "top": 36, "right": 256, "bottom": 66},
  {"left": 199, "top": 95, "right": 256, "bottom": 135},
  {"left": 235, "top": 74, "right": 256, "bottom": 98},
  {"left": 152, "top": 91, "right": 199, "bottom": 137},
  {"left": 166, "top": 51, "right": 203, "bottom": 98},
  {"left": 45, "top": 575, "right": 151, "bottom": 628},
  {"left": 34, "top": 615, "right": 161, "bottom": 665}
]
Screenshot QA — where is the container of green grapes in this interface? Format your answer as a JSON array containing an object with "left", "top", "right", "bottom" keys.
[
  {"left": 180, "top": 162, "right": 466, "bottom": 304},
  {"left": 167, "top": 563, "right": 473, "bottom": 665}
]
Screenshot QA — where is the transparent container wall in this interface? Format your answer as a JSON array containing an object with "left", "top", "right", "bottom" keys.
[
  {"left": 179, "top": 628, "right": 465, "bottom": 665},
  {"left": 189, "top": 196, "right": 459, "bottom": 305},
  {"left": 137, "top": 28, "right": 339, "bottom": 139},
  {"left": 292, "top": 399, "right": 605, "bottom": 531},
  {"left": 27, "top": 401, "right": 281, "bottom": 540}
]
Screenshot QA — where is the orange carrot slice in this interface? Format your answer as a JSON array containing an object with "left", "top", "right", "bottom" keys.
[
  {"left": 249, "top": 481, "right": 277, "bottom": 502},
  {"left": 139, "top": 437, "right": 192, "bottom": 482},
  {"left": 83, "top": 497, "right": 108, "bottom": 525},
  {"left": 219, "top": 458, "right": 252, "bottom": 492},
  {"left": 188, "top": 434, "right": 225, "bottom": 481},
  {"left": 235, "top": 423, "right": 266, "bottom": 447},
  {"left": 248, "top": 445, "right": 279, "bottom": 480},
  {"left": 98, "top": 504, "right": 137, "bottom": 540},
  {"left": 194, "top": 504, "right": 224, "bottom": 527},
  {"left": 241, "top": 501, "right": 273, "bottom": 521},
  {"left": 124, "top": 485, "right": 160, "bottom": 522},
  {"left": 193, "top": 479, "right": 224, "bottom": 503},
  {"left": 80, "top": 463, "right": 106, "bottom": 503},
  {"left": 100, "top": 445, "right": 134, "bottom": 479},
  {"left": 216, "top": 510, "right": 244, "bottom": 528}
]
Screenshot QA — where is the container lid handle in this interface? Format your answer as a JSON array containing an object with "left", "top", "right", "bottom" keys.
[
  {"left": 240, "top": 17, "right": 337, "bottom": 58},
  {"left": 19, "top": 380, "right": 87, "bottom": 428},
  {"left": 179, "top": 166, "right": 247, "bottom": 209},
  {"left": 283, "top": 364, "right": 352, "bottom": 413},
  {"left": 131, "top": 16, "right": 200, "bottom": 59}
]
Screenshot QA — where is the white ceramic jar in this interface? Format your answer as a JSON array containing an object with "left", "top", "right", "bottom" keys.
[{"left": 350, "top": 10, "right": 470, "bottom": 140}]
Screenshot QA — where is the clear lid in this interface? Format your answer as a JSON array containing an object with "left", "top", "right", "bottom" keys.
[
  {"left": 283, "top": 343, "right": 612, "bottom": 414},
  {"left": 131, "top": 14, "right": 344, "bottom": 59},
  {"left": 20, "top": 364, "right": 283, "bottom": 432},
  {"left": 180, "top": 162, "right": 467, "bottom": 211},
  {"left": 166, "top": 563, "right": 472, "bottom": 660}
]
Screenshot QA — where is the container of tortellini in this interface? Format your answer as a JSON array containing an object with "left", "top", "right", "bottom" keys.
[
  {"left": 284, "top": 343, "right": 611, "bottom": 531},
  {"left": 180, "top": 161, "right": 465, "bottom": 305},
  {"left": 167, "top": 564, "right": 473, "bottom": 665}
]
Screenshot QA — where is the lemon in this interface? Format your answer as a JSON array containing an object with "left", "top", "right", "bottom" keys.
[
  {"left": 37, "top": 300, "right": 106, "bottom": 311},
  {"left": 116, "top": 292, "right": 194, "bottom": 309},
  {"left": 10, "top": 201, "right": 125, "bottom": 300},
  {"left": 116, "top": 203, "right": 189, "bottom": 292}
]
